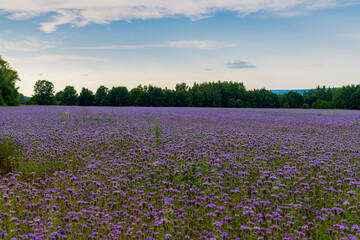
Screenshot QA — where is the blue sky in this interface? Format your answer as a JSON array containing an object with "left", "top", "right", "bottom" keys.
[{"left": 0, "top": 0, "right": 360, "bottom": 96}]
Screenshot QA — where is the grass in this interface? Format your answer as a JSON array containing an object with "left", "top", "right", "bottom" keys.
[
  {"left": 0, "top": 137, "right": 20, "bottom": 175},
  {"left": 148, "top": 117, "right": 161, "bottom": 138}
]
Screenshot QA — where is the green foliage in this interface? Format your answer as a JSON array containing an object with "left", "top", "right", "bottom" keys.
[
  {"left": 0, "top": 57, "right": 20, "bottom": 106},
  {"left": 279, "top": 91, "right": 304, "bottom": 108},
  {"left": 286, "top": 91, "right": 304, "bottom": 108},
  {"left": 130, "top": 86, "right": 143, "bottom": 105},
  {"left": 245, "top": 91, "right": 259, "bottom": 108},
  {"left": 154, "top": 117, "right": 161, "bottom": 138},
  {"left": 164, "top": 88, "right": 175, "bottom": 106},
  {"left": 108, "top": 86, "right": 131, "bottom": 106},
  {"left": 136, "top": 85, "right": 150, "bottom": 106},
  {"left": 0, "top": 90, "right": 5, "bottom": 106},
  {"left": 148, "top": 85, "right": 166, "bottom": 106},
  {"left": 351, "top": 88, "right": 360, "bottom": 110},
  {"left": 59, "top": 85, "right": 78, "bottom": 105},
  {"left": 280, "top": 95, "right": 290, "bottom": 108},
  {"left": 32, "top": 80, "right": 56, "bottom": 105},
  {"left": 332, "top": 84, "right": 360, "bottom": 109},
  {"left": 221, "top": 81, "right": 246, "bottom": 107},
  {"left": 19, "top": 79, "right": 360, "bottom": 109},
  {"left": 302, "top": 103, "right": 310, "bottom": 109},
  {"left": 79, "top": 87, "right": 95, "bottom": 106},
  {"left": 18, "top": 93, "right": 30, "bottom": 103},
  {"left": 312, "top": 100, "right": 330, "bottom": 109},
  {"left": 0, "top": 137, "right": 20, "bottom": 175},
  {"left": 95, "top": 85, "right": 109, "bottom": 106},
  {"left": 303, "top": 85, "right": 333, "bottom": 108},
  {"left": 191, "top": 83, "right": 204, "bottom": 107},
  {"left": 244, "top": 89, "right": 279, "bottom": 108},
  {"left": 55, "top": 90, "right": 63, "bottom": 103},
  {"left": 175, "top": 82, "right": 190, "bottom": 107},
  {"left": 148, "top": 117, "right": 161, "bottom": 138}
]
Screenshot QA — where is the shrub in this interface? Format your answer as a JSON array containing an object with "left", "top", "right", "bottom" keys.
[{"left": 0, "top": 137, "right": 20, "bottom": 175}]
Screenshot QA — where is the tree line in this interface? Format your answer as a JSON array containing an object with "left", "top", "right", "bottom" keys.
[
  {"left": 0, "top": 57, "right": 359, "bottom": 109},
  {"left": 25, "top": 79, "right": 360, "bottom": 110}
]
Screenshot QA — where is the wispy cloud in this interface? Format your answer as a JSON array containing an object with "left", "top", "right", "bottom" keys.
[
  {"left": 341, "top": 33, "right": 360, "bottom": 39},
  {"left": 309, "top": 63, "right": 325, "bottom": 68},
  {"left": 79, "top": 40, "right": 224, "bottom": 50},
  {"left": 167, "top": 40, "right": 217, "bottom": 49},
  {"left": 1, "top": 0, "right": 357, "bottom": 33},
  {"left": 226, "top": 59, "right": 256, "bottom": 69},
  {"left": 0, "top": 36, "right": 55, "bottom": 52},
  {"left": 4, "top": 55, "right": 105, "bottom": 63}
]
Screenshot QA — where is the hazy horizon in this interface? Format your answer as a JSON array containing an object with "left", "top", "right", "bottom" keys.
[{"left": 1, "top": 0, "right": 360, "bottom": 96}]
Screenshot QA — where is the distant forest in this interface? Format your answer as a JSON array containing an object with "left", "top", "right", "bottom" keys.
[
  {"left": 21, "top": 80, "right": 360, "bottom": 110},
  {"left": 1, "top": 57, "right": 359, "bottom": 109}
]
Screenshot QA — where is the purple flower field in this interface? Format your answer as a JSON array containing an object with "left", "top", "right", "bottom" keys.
[{"left": 0, "top": 106, "right": 360, "bottom": 240}]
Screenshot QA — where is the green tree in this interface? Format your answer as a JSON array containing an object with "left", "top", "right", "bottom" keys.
[
  {"left": 164, "top": 88, "right": 175, "bottom": 107},
  {"left": 280, "top": 95, "right": 290, "bottom": 108},
  {"left": 332, "top": 85, "right": 359, "bottom": 109},
  {"left": 108, "top": 86, "right": 131, "bottom": 106},
  {"left": 191, "top": 83, "right": 204, "bottom": 107},
  {"left": 32, "top": 80, "right": 56, "bottom": 105},
  {"left": 78, "top": 88, "right": 95, "bottom": 106},
  {"left": 94, "top": 85, "right": 109, "bottom": 106},
  {"left": 223, "top": 81, "right": 246, "bottom": 107},
  {"left": 303, "top": 86, "right": 334, "bottom": 108},
  {"left": 245, "top": 91, "right": 258, "bottom": 108},
  {"left": 350, "top": 87, "right": 360, "bottom": 110},
  {"left": 60, "top": 86, "right": 78, "bottom": 106},
  {"left": 257, "top": 88, "right": 279, "bottom": 108},
  {"left": 286, "top": 91, "right": 304, "bottom": 108},
  {"left": 175, "top": 83, "right": 190, "bottom": 107},
  {"left": 302, "top": 103, "right": 310, "bottom": 109},
  {"left": 200, "top": 82, "right": 221, "bottom": 107},
  {"left": 55, "top": 91, "right": 63, "bottom": 104},
  {"left": 136, "top": 85, "right": 150, "bottom": 106},
  {"left": 312, "top": 99, "right": 330, "bottom": 109},
  {"left": 148, "top": 85, "right": 165, "bottom": 106},
  {"left": 129, "top": 87, "right": 141, "bottom": 106},
  {"left": 0, "top": 57, "right": 20, "bottom": 106},
  {"left": 18, "top": 93, "right": 30, "bottom": 104}
]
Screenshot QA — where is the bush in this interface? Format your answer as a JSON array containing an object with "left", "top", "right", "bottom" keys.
[
  {"left": 0, "top": 137, "right": 20, "bottom": 175},
  {"left": 302, "top": 103, "right": 310, "bottom": 109},
  {"left": 312, "top": 100, "right": 330, "bottom": 109}
]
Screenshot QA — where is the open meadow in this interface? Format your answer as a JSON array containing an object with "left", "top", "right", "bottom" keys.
[{"left": 0, "top": 106, "right": 360, "bottom": 239}]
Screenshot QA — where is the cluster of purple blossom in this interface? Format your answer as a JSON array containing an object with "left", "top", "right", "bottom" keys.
[{"left": 0, "top": 106, "right": 359, "bottom": 239}]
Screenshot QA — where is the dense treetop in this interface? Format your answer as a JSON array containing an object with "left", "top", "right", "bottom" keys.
[
  {"left": 26, "top": 81, "right": 360, "bottom": 110},
  {"left": 0, "top": 57, "right": 20, "bottom": 106}
]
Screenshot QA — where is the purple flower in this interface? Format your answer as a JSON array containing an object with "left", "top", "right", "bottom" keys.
[{"left": 213, "top": 221, "right": 223, "bottom": 227}]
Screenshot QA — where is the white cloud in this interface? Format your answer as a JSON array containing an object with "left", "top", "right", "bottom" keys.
[
  {"left": 0, "top": 36, "right": 55, "bottom": 52},
  {"left": 342, "top": 34, "right": 360, "bottom": 39},
  {"left": 226, "top": 59, "right": 256, "bottom": 69},
  {"left": 0, "top": 0, "right": 357, "bottom": 33},
  {"left": 167, "top": 40, "right": 216, "bottom": 49},
  {"left": 4, "top": 55, "right": 105, "bottom": 63},
  {"left": 6, "top": 11, "right": 44, "bottom": 20},
  {"left": 79, "top": 40, "right": 224, "bottom": 50},
  {"left": 39, "top": 10, "right": 80, "bottom": 33}
]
